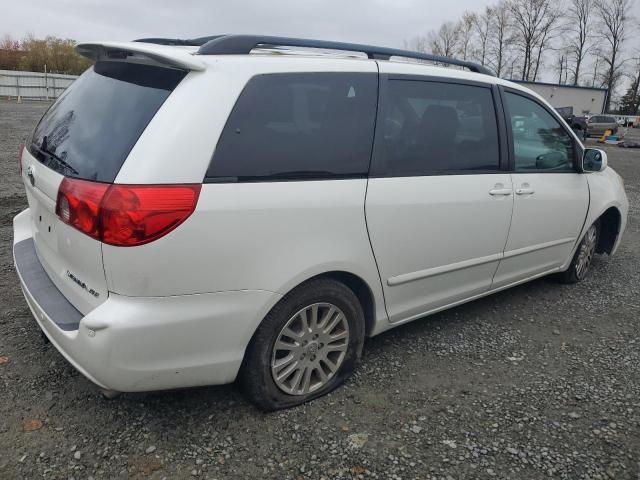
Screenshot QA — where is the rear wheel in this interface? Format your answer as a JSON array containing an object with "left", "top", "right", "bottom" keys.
[
  {"left": 559, "top": 222, "right": 599, "bottom": 284},
  {"left": 239, "top": 278, "right": 365, "bottom": 411}
]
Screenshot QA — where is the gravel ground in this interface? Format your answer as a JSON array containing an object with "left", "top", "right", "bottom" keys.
[{"left": 1, "top": 99, "right": 639, "bottom": 480}]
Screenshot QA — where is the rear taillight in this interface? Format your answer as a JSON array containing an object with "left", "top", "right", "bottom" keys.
[
  {"left": 56, "top": 178, "right": 109, "bottom": 240},
  {"left": 100, "top": 184, "right": 201, "bottom": 246},
  {"left": 18, "top": 143, "right": 24, "bottom": 174},
  {"left": 55, "top": 178, "right": 201, "bottom": 247}
]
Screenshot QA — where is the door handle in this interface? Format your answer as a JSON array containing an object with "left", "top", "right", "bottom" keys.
[
  {"left": 489, "top": 188, "right": 512, "bottom": 196},
  {"left": 515, "top": 188, "right": 535, "bottom": 195}
]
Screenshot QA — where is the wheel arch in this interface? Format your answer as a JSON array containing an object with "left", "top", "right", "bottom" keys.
[
  {"left": 245, "top": 269, "right": 381, "bottom": 350},
  {"left": 312, "top": 271, "right": 377, "bottom": 337},
  {"left": 595, "top": 206, "right": 622, "bottom": 254}
]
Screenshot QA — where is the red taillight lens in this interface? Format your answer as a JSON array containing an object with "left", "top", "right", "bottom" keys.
[
  {"left": 18, "top": 143, "right": 25, "bottom": 174},
  {"left": 56, "top": 178, "right": 109, "bottom": 240},
  {"left": 55, "top": 178, "right": 201, "bottom": 247},
  {"left": 100, "top": 184, "right": 201, "bottom": 246}
]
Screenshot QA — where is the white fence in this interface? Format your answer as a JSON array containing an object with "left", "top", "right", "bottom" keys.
[{"left": 0, "top": 69, "right": 78, "bottom": 101}]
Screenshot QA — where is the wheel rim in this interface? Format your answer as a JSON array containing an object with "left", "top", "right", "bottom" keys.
[
  {"left": 271, "top": 303, "right": 350, "bottom": 396},
  {"left": 575, "top": 224, "right": 597, "bottom": 279}
]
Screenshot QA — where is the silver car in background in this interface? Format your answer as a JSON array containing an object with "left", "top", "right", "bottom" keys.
[{"left": 585, "top": 115, "right": 618, "bottom": 138}]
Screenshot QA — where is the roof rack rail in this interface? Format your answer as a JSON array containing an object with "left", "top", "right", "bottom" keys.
[
  {"left": 195, "top": 35, "right": 494, "bottom": 76},
  {"left": 133, "top": 35, "right": 223, "bottom": 47}
]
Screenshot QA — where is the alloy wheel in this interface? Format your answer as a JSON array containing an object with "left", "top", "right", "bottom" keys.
[
  {"left": 575, "top": 224, "right": 597, "bottom": 280},
  {"left": 271, "top": 303, "right": 350, "bottom": 396}
]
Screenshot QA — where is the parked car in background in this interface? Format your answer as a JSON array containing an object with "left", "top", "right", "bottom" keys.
[
  {"left": 13, "top": 35, "right": 629, "bottom": 410},
  {"left": 555, "top": 108, "right": 588, "bottom": 133},
  {"left": 585, "top": 115, "right": 618, "bottom": 137}
]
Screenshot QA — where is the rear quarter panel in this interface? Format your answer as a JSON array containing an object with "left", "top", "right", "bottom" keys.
[
  {"left": 104, "top": 56, "right": 388, "bottom": 327},
  {"left": 101, "top": 180, "right": 387, "bottom": 325}
]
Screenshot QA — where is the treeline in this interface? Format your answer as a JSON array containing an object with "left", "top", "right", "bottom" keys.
[
  {"left": 0, "top": 34, "right": 92, "bottom": 76},
  {"left": 406, "top": 0, "right": 640, "bottom": 114}
]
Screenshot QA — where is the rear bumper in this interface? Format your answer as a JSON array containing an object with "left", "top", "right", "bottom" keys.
[{"left": 13, "top": 208, "right": 281, "bottom": 392}]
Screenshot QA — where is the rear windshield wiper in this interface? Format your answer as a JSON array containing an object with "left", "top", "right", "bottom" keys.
[{"left": 30, "top": 142, "right": 79, "bottom": 176}]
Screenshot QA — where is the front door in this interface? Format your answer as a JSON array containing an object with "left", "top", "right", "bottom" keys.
[
  {"left": 365, "top": 74, "right": 513, "bottom": 323},
  {"left": 492, "top": 90, "right": 589, "bottom": 288}
]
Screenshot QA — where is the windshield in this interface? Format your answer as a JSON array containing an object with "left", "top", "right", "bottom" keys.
[{"left": 29, "top": 61, "right": 186, "bottom": 182}]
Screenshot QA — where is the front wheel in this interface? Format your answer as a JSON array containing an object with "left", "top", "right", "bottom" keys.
[
  {"left": 239, "top": 278, "right": 365, "bottom": 411},
  {"left": 559, "top": 222, "right": 599, "bottom": 284}
]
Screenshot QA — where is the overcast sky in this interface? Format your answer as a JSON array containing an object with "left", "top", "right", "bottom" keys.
[
  {"left": 3, "top": 0, "right": 639, "bottom": 87},
  {"left": 1, "top": 0, "right": 491, "bottom": 47}
]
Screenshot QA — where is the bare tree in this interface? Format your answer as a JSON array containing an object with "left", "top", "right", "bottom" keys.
[
  {"left": 0, "top": 34, "right": 22, "bottom": 70},
  {"left": 488, "top": 1, "right": 512, "bottom": 77},
  {"left": 509, "top": 0, "right": 561, "bottom": 81},
  {"left": 404, "top": 35, "right": 429, "bottom": 54},
  {"left": 456, "top": 12, "right": 477, "bottom": 60},
  {"left": 621, "top": 56, "right": 640, "bottom": 114},
  {"left": 589, "top": 53, "right": 602, "bottom": 86},
  {"left": 428, "top": 21, "right": 460, "bottom": 58},
  {"left": 531, "top": 5, "right": 563, "bottom": 81},
  {"left": 595, "top": 0, "right": 632, "bottom": 112},
  {"left": 554, "top": 48, "right": 572, "bottom": 84},
  {"left": 565, "top": 0, "right": 594, "bottom": 85},
  {"left": 473, "top": 6, "right": 494, "bottom": 67}
]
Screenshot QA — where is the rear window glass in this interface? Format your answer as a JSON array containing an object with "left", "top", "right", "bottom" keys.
[
  {"left": 206, "top": 73, "right": 378, "bottom": 182},
  {"left": 29, "top": 62, "right": 186, "bottom": 182}
]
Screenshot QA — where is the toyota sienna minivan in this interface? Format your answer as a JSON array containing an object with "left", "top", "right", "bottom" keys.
[{"left": 13, "top": 35, "right": 628, "bottom": 410}]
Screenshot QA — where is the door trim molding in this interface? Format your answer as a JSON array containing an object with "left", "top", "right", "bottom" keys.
[
  {"left": 386, "top": 236, "right": 574, "bottom": 287},
  {"left": 502, "top": 237, "right": 575, "bottom": 259},
  {"left": 386, "top": 265, "right": 561, "bottom": 325},
  {"left": 387, "top": 252, "right": 502, "bottom": 286}
]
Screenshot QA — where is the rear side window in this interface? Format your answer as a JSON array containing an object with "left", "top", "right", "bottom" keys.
[
  {"left": 371, "top": 80, "right": 500, "bottom": 177},
  {"left": 29, "top": 62, "right": 186, "bottom": 182},
  {"left": 206, "top": 73, "right": 378, "bottom": 182}
]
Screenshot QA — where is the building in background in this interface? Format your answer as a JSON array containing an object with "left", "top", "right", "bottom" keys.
[{"left": 513, "top": 81, "right": 608, "bottom": 116}]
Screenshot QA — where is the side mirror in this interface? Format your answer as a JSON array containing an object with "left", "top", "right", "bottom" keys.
[{"left": 582, "top": 148, "right": 608, "bottom": 172}]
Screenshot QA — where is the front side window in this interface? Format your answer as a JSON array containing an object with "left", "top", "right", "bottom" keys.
[
  {"left": 505, "top": 92, "right": 575, "bottom": 171},
  {"left": 206, "top": 73, "right": 378, "bottom": 181},
  {"left": 371, "top": 80, "right": 500, "bottom": 177}
]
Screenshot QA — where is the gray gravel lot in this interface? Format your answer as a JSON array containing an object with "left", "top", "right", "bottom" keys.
[{"left": 1, "top": 99, "right": 639, "bottom": 479}]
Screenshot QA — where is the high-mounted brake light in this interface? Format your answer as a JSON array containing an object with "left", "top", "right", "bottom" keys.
[{"left": 55, "top": 178, "right": 201, "bottom": 246}]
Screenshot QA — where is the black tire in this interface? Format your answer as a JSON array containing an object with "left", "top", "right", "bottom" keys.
[
  {"left": 558, "top": 221, "right": 600, "bottom": 284},
  {"left": 239, "top": 278, "right": 365, "bottom": 411}
]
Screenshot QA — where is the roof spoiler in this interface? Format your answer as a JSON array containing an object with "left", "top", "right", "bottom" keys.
[{"left": 75, "top": 41, "right": 206, "bottom": 71}]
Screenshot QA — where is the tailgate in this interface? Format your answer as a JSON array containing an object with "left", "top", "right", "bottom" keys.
[
  {"left": 20, "top": 149, "right": 107, "bottom": 315},
  {"left": 18, "top": 60, "right": 188, "bottom": 315}
]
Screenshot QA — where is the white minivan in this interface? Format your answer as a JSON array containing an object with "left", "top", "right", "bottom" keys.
[{"left": 13, "top": 35, "right": 628, "bottom": 410}]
